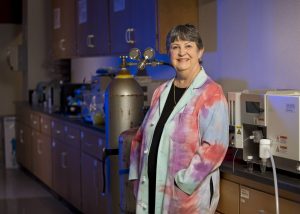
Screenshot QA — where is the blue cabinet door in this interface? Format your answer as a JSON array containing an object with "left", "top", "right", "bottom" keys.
[
  {"left": 109, "top": 0, "right": 157, "bottom": 55},
  {"left": 77, "top": 0, "right": 110, "bottom": 56}
]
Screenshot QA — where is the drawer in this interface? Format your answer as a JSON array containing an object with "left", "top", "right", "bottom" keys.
[
  {"left": 240, "top": 185, "right": 300, "bottom": 214},
  {"left": 81, "top": 128, "right": 105, "bottom": 159},
  {"left": 40, "top": 114, "right": 51, "bottom": 136},
  {"left": 64, "top": 122, "right": 81, "bottom": 148},
  {"left": 217, "top": 179, "right": 239, "bottom": 214},
  {"left": 51, "top": 119, "right": 65, "bottom": 142}
]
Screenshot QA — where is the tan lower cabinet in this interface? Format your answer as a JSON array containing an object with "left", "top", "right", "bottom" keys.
[
  {"left": 240, "top": 186, "right": 300, "bottom": 214},
  {"left": 32, "top": 131, "right": 52, "bottom": 187},
  {"left": 52, "top": 137, "right": 81, "bottom": 210},
  {"left": 16, "top": 122, "right": 32, "bottom": 170},
  {"left": 217, "top": 179, "right": 240, "bottom": 214},
  {"left": 81, "top": 127, "right": 107, "bottom": 214},
  {"left": 81, "top": 152, "right": 108, "bottom": 214},
  {"left": 52, "top": 118, "right": 81, "bottom": 210}
]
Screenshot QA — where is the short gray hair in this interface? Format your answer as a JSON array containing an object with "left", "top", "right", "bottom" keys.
[{"left": 166, "top": 24, "right": 204, "bottom": 52}]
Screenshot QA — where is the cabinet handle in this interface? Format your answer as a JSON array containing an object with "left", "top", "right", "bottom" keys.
[
  {"left": 37, "top": 140, "right": 42, "bottom": 155},
  {"left": 258, "top": 210, "right": 265, "bottom": 214},
  {"left": 20, "top": 138, "right": 24, "bottom": 144},
  {"left": 59, "top": 39, "right": 66, "bottom": 51},
  {"left": 87, "top": 34, "right": 95, "bottom": 48},
  {"left": 56, "top": 130, "right": 61, "bottom": 134},
  {"left": 125, "top": 28, "right": 135, "bottom": 44},
  {"left": 61, "top": 152, "right": 67, "bottom": 168},
  {"left": 98, "top": 138, "right": 103, "bottom": 148},
  {"left": 44, "top": 124, "right": 48, "bottom": 129},
  {"left": 33, "top": 120, "right": 37, "bottom": 125}
]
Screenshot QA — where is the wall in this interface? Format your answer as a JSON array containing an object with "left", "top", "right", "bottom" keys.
[
  {"left": 72, "top": 0, "right": 300, "bottom": 96},
  {"left": 71, "top": 54, "right": 174, "bottom": 83},
  {"left": 0, "top": 0, "right": 52, "bottom": 116},
  {"left": 25, "top": 0, "right": 52, "bottom": 91},
  {"left": 202, "top": 0, "right": 300, "bottom": 93},
  {"left": 0, "top": 24, "right": 23, "bottom": 116}
]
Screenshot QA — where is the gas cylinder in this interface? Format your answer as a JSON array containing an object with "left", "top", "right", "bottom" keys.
[{"left": 104, "top": 56, "right": 144, "bottom": 214}]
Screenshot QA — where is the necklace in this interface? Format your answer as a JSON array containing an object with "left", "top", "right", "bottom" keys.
[{"left": 173, "top": 70, "right": 199, "bottom": 106}]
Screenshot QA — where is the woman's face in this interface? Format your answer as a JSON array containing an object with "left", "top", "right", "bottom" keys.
[{"left": 169, "top": 40, "right": 204, "bottom": 73}]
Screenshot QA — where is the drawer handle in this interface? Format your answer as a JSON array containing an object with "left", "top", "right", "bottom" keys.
[
  {"left": 56, "top": 130, "right": 61, "bottom": 134},
  {"left": 20, "top": 139, "right": 24, "bottom": 143},
  {"left": 44, "top": 125, "right": 48, "bottom": 129},
  {"left": 61, "top": 152, "right": 67, "bottom": 168},
  {"left": 33, "top": 120, "right": 37, "bottom": 125}
]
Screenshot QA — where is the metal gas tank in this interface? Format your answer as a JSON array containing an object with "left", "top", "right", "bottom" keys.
[
  {"left": 104, "top": 72, "right": 144, "bottom": 214},
  {"left": 104, "top": 75, "right": 144, "bottom": 149}
]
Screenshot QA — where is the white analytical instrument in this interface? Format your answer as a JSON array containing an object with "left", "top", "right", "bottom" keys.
[{"left": 228, "top": 90, "right": 300, "bottom": 173}]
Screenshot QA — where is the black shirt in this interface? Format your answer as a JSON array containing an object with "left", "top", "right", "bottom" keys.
[{"left": 148, "top": 83, "right": 186, "bottom": 213}]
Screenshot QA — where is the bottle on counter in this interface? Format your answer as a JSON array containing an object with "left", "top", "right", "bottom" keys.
[{"left": 246, "top": 155, "right": 254, "bottom": 173}]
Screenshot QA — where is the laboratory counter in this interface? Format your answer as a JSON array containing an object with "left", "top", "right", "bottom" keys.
[
  {"left": 220, "top": 156, "right": 300, "bottom": 196},
  {"left": 217, "top": 148, "right": 300, "bottom": 214},
  {"left": 15, "top": 102, "right": 300, "bottom": 213},
  {"left": 19, "top": 102, "right": 300, "bottom": 195},
  {"left": 20, "top": 102, "right": 106, "bottom": 133}
]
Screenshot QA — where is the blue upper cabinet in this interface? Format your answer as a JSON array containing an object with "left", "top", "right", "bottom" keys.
[
  {"left": 109, "top": 0, "right": 199, "bottom": 55},
  {"left": 52, "top": 0, "right": 198, "bottom": 58},
  {"left": 52, "top": 0, "right": 77, "bottom": 59},
  {"left": 77, "top": 0, "right": 110, "bottom": 56},
  {"left": 109, "top": 0, "right": 156, "bottom": 55}
]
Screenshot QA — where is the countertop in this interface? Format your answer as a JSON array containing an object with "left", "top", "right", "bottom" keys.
[{"left": 23, "top": 102, "right": 105, "bottom": 133}]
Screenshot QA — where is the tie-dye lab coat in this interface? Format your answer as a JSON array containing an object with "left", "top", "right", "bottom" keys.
[{"left": 129, "top": 69, "right": 229, "bottom": 214}]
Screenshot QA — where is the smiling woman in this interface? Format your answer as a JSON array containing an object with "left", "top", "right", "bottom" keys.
[
  {"left": 129, "top": 24, "right": 229, "bottom": 214},
  {"left": 168, "top": 24, "right": 204, "bottom": 89}
]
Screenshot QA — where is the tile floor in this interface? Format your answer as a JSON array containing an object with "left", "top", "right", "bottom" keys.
[{"left": 0, "top": 164, "right": 76, "bottom": 214}]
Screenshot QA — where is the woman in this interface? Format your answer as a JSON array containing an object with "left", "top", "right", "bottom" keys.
[{"left": 129, "top": 24, "right": 229, "bottom": 214}]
